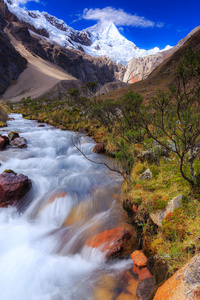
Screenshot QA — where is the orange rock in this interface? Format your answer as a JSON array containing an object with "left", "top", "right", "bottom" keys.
[
  {"left": 133, "top": 265, "right": 152, "bottom": 281},
  {"left": 154, "top": 254, "right": 200, "bottom": 300},
  {"left": 131, "top": 250, "right": 147, "bottom": 268},
  {"left": 86, "top": 227, "right": 133, "bottom": 259},
  {"left": 93, "top": 143, "right": 106, "bottom": 154}
]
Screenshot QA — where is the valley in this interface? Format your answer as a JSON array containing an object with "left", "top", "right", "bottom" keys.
[{"left": 0, "top": 0, "right": 200, "bottom": 299}]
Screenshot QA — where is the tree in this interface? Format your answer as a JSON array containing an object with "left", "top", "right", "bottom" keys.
[
  {"left": 88, "top": 92, "right": 145, "bottom": 180},
  {"left": 142, "top": 49, "right": 200, "bottom": 186}
]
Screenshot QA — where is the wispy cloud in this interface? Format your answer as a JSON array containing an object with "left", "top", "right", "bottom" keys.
[{"left": 80, "top": 7, "right": 163, "bottom": 28}]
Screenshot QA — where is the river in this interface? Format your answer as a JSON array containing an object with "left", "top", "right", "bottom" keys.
[{"left": 0, "top": 114, "right": 138, "bottom": 300}]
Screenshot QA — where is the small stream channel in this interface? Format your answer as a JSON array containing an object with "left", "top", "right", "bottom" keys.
[{"left": 0, "top": 114, "right": 139, "bottom": 300}]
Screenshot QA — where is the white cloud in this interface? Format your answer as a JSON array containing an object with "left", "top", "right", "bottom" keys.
[
  {"left": 81, "top": 7, "right": 163, "bottom": 28},
  {"left": 9, "top": 0, "right": 39, "bottom": 6}
]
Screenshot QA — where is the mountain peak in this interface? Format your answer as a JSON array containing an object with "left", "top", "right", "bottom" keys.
[
  {"left": 3, "top": 0, "right": 171, "bottom": 65},
  {"left": 102, "top": 22, "right": 122, "bottom": 38}
]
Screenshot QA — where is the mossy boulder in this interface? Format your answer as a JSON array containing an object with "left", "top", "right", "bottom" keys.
[
  {"left": 8, "top": 131, "right": 19, "bottom": 141},
  {"left": 0, "top": 121, "right": 7, "bottom": 127},
  {"left": 3, "top": 169, "right": 17, "bottom": 175}
]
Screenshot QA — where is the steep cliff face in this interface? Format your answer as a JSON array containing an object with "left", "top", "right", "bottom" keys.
[
  {"left": 123, "top": 53, "right": 164, "bottom": 83},
  {"left": 123, "top": 25, "right": 200, "bottom": 83},
  {"left": 0, "top": 1, "right": 27, "bottom": 95}
]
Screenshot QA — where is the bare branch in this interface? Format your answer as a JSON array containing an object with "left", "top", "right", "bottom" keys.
[{"left": 71, "top": 135, "right": 126, "bottom": 180}]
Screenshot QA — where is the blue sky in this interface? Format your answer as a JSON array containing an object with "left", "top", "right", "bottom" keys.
[{"left": 22, "top": 0, "right": 200, "bottom": 50}]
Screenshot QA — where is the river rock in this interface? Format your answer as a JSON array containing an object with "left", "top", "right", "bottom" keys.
[
  {"left": 93, "top": 143, "right": 106, "bottom": 154},
  {"left": 2, "top": 135, "right": 10, "bottom": 146},
  {"left": 133, "top": 265, "right": 152, "bottom": 281},
  {"left": 117, "top": 271, "right": 139, "bottom": 300},
  {"left": 8, "top": 131, "right": 19, "bottom": 141},
  {"left": 138, "top": 169, "right": 152, "bottom": 181},
  {"left": 0, "top": 137, "right": 5, "bottom": 149},
  {"left": 11, "top": 137, "right": 27, "bottom": 148},
  {"left": 154, "top": 254, "right": 200, "bottom": 300},
  {"left": 131, "top": 250, "right": 148, "bottom": 268},
  {"left": 0, "top": 172, "right": 32, "bottom": 206},
  {"left": 150, "top": 194, "right": 182, "bottom": 227},
  {"left": 85, "top": 227, "right": 133, "bottom": 259},
  {"left": 136, "top": 277, "right": 156, "bottom": 300}
]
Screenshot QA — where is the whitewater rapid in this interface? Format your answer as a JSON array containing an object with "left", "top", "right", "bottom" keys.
[{"left": 0, "top": 114, "right": 134, "bottom": 300}]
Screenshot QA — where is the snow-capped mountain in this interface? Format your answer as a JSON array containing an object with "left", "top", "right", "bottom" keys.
[{"left": 4, "top": 0, "right": 171, "bottom": 65}]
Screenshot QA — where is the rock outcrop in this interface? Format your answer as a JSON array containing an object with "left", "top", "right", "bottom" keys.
[
  {"left": 139, "top": 169, "right": 152, "bottom": 181},
  {"left": 123, "top": 53, "right": 164, "bottom": 83},
  {"left": 154, "top": 254, "right": 200, "bottom": 300},
  {"left": 0, "top": 171, "right": 32, "bottom": 206},
  {"left": 150, "top": 194, "right": 182, "bottom": 227}
]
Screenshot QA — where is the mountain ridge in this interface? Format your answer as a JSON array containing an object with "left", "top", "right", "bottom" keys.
[{"left": 4, "top": 0, "right": 170, "bottom": 65}]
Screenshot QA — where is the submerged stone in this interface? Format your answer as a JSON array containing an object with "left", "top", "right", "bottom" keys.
[{"left": 86, "top": 226, "right": 134, "bottom": 259}]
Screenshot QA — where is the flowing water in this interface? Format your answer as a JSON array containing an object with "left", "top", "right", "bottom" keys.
[{"left": 0, "top": 114, "right": 138, "bottom": 300}]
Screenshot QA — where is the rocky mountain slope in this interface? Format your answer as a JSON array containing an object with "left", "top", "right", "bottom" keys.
[
  {"left": 0, "top": 0, "right": 27, "bottom": 95},
  {"left": 0, "top": 0, "right": 126, "bottom": 101},
  {"left": 99, "top": 27, "right": 200, "bottom": 101}
]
